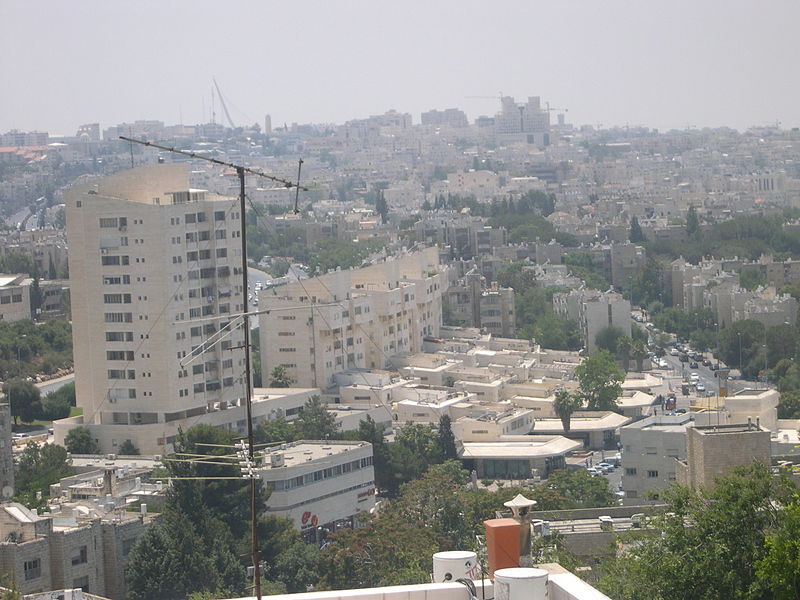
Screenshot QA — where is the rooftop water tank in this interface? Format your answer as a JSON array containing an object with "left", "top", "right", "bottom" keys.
[
  {"left": 432, "top": 551, "right": 478, "bottom": 582},
  {"left": 493, "top": 567, "right": 548, "bottom": 600}
]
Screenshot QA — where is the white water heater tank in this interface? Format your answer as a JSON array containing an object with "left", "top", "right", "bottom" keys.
[
  {"left": 432, "top": 551, "right": 478, "bottom": 582},
  {"left": 494, "top": 568, "right": 548, "bottom": 600}
]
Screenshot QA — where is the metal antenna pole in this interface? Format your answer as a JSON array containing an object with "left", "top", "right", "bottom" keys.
[
  {"left": 238, "top": 167, "right": 262, "bottom": 600},
  {"left": 293, "top": 159, "right": 304, "bottom": 214}
]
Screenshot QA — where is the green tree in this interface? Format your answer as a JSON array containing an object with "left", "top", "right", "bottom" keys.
[
  {"left": 118, "top": 439, "right": 140, "bottom": 455},
  {"left": 255, "top": 416, "right": 297, "bottom": 445},
  {"left": 717, "top": 319, "right": 765, "bottom": 377},
  {"left": 436, "top": 414, "right": 458, "bottom": 461},
  {"left": 629, "top": 216, "right": 645, "bottom": 243},
  {"left": 543, "top": 468, "right": 616, "bottom": 508},
  {"left": 385, "top": 423, "right": 441, "bottom": 496},
  {"left": 599, "top": 462, "right": 790, "bottom": 600},
  {"left": 269, "top": 365, "right": 294, "bottom": 388},
  {"left": 374, "top": 190, "right": 389, "bottom": 223},
  {"left": 40, "top": 392, "right": 70, "bottom": 421},
  {"left": 778, "top": 391, "right": 800, "bottom": 419},
  {"left": 553, "top": 389, "right": 582, "bottom": 433},
  {"left": 295, "top": 396, "right": 339, "bottom": 440},
  {"left": 4, "top": 379, "right": 41, "bottom": 424},
  {"left": 595, "top": 327, "right": 625, "bottom": 355},
  {"left": 272, "top": 541, "right": 321, "bottom": 593},
  {"left": 64, "top": 426, "right": 101, "bottom": 454},
  {"left": 686, "top": 204, "right": 700, "bottom": 237},
  {"left": 575, "top": 349, "right": 624, "bottom": 411},
  {"left": 125, "top": 507, "right": 246, "bottom": 600},
  {"left": 14, "top": 442, "right": 71, "bottom": 506},
  {"left": 740, "top": 266, "right": 766, "bottom": 291},
  {"left": 756, "top": 495, "right": 800, "bottom": 599}
]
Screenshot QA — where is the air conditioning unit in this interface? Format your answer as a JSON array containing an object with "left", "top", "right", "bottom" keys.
[
  {"left": 207, "top": 296, "right": 214, "bottom": 303},
  {"left": 100, "top": 248, "right": 109, "bottom": 254},
  {"left": 118, "top": 225, "right": 127, "bottom": 232}
]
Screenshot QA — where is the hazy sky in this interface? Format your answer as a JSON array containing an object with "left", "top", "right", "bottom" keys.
[{"left": 2, "top": 0, "right": 798, "bottom": 135}]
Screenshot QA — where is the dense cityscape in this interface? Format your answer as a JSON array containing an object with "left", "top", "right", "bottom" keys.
[{"left": 2, "top": 2, "right": 800, "bottom": 599}]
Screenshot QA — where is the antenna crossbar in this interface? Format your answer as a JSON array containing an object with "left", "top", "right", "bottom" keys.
[{"left": 119, "top": 136, "right": 308, "bottom": 191}]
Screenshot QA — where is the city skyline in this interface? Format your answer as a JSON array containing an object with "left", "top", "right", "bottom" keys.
[{"left": 2, "top": 0, "right": 798, "bottom": 135}]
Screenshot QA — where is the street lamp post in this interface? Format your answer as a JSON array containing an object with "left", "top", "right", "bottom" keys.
[{"left": 737, "top": 332, "right": 743, "bottom": 379}]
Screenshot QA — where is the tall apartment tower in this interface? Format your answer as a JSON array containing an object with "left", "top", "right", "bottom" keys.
[{"left": 62, "top": 164, "right": 247, "bottom": 454}]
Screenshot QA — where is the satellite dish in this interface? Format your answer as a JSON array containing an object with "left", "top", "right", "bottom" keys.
[{"left": 2, "top": 486, "right": 14, "bottom": 499}]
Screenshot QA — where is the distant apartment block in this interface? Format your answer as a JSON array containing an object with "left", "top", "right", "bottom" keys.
[
  {"left": 444, "top": 270, "right": 515, "bottom": 337},
  {"left": 553, "top": 289, "right": 631, "bottom": 352},
  {"left": 258, "top": 249, "right": 445, "bottom": 388}
]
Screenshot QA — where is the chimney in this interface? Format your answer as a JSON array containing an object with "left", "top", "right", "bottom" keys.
[{"left": 484, "top": 518, "right": 520, "bottom": 578}]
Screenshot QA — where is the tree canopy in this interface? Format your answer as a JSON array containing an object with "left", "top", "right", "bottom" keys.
[{"left": 575, "top": 349, "right": 624, "bottom": 411}]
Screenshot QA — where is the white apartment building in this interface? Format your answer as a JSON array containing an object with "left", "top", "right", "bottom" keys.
[
  {"left": 258, "top": 249, "right": 445, "bottom": 389},
  {"left": 620, "top": 414, "right": 693, "bottom": 503},
  {"left": 259, "top": 441, "right": 375, "bottom": 538},
  {"left": 553, "top": 289, "right": 631, "bottom": 352},
  {"left": 63, "top": 164, "right": 248, "bottom": 453},
  {"left": 0, "top": 274, "right": 32, "bottom": 322}
]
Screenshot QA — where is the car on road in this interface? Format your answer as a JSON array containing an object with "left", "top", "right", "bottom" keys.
[
  {"left": 696, "top": 383, "right": 706, "bottom": 392},
  {"left": 586, "top": 467, "right": 602, "bottom": 477},
  {"left": 597, "top": 462, "right": 615, "bottom": 473},
  {"left": 690, "top": 372, "right": 700, "bottom": 382},
  {"left": 690, "top": 361, "right": 699, "bottom": 369},
  {"left": 702, "top": 359, "right": 712, "bottom": 367}
]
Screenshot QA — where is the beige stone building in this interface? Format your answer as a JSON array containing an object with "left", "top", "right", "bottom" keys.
[
  {"left": 0, "top": 502, "right": 151, "bottom": 598},
  {"left": 258, "top": 249, "right": 445, "bottom": 389},
  {"left": 676, "top": 423, "right": 771, "bottom": 490},
  {"left": 63, "top": 164, "right": 248, "bottom": 453}
]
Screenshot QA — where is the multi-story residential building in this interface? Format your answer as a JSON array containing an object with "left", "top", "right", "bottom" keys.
[
  {"left": 494, "top": 96, "right": 550, "bottom": 146},
  {"left": 444, "top": 271, "right": 515, "bottom": 337},
  {"left": 63, "top": 164, "right": 247, "bottom": 453},
  {"left": 620, "top": 413, "right": 693, "bottom": 503},
  {"left": 258, "top": 441, "right": 375, "bottom": 539},
  {"left": 553, "top": 289, "right": 631, "bottom": 352},
  {"left": 0, "top": 501, "right": 152, "bottom": 598},
  {"left": 258, "top": 249, "right": 444, "bottom": 388}
]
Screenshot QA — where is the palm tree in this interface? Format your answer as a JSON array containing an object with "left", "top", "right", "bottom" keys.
[
  {"left": 631, "top": 339, "right": 649, "bottom": 372},
  {"left": 553, "top": 389, "right": 582, "bottom": 433},
  {"left": 616, "top": 335, "right": 633, "bottom": 372}
]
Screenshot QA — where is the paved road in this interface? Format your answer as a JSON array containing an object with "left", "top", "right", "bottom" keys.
[{"left": 36, "top": 374, "right": 74, "bottom": 396}]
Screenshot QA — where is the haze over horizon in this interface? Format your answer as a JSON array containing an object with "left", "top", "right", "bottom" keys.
[{"left": 2, "top": 0, "right": 798, "bottom": 136}]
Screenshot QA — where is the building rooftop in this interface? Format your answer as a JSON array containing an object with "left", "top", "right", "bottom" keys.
[
  {"left": 261, "top": 440, "right": 370, "bottom": 469},
  {"left": 460, "top": 435, "right": 582, "bottom": 459}
]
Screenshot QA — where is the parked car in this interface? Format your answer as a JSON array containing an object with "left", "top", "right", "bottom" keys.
[
  {"left": 597, "top": 462, "right": 615, "bottom": 473},
  {"left": 690, "top": 372, "right": 700, "bottom": 382},
  {"left": 702, "top": 359, "right": 712, "bottom": 367},
  {"left": 586, "top": 467, "right": 602, "bottom": 477},
  {"left": 696, "top": 383, "right": 706, "bottom": 392},
  {"left": 690, "top": 361, "right": 699, "bottom": 369}
]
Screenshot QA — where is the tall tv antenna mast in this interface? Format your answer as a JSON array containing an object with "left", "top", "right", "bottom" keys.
[{"left": 120, "top": 136, "right": 307, "bottom": 600}]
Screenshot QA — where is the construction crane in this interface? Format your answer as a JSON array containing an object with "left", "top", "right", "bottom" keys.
[
  {"left": 213, "top": 78, "right": 237, "bottom": 129},
  {"left": 465, "top": 92, "right": 504, "bottom": 101},
  {"left": 544, "top": 101, "right": 568, "bottom": 114}
]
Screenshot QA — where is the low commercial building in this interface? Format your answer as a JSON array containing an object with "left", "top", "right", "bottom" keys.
[
  {"left": 258, "top": 441, "right": 375, "bottom": 539},
  {"left": 530, "top": 411, "right": 631, "bottom": 450},
  {"left": 459, "top": 435, "right": 582, "bottom": 479}
]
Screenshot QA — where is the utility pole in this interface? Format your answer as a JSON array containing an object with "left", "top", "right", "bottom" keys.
[{"left": 120, "top": 136, "right": 306, "bottom": 600}]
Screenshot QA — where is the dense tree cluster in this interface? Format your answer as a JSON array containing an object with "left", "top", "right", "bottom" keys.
[{"left": 599, "top": 462, "right": 800, "bottom": 600}]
